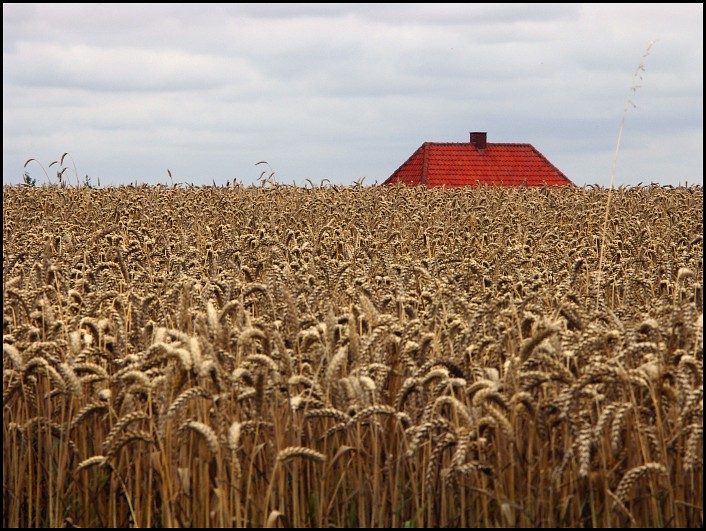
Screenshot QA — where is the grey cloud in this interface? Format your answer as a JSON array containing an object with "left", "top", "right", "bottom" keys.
[
  {"left": 3, "top": 3, "right": 702, "bottom": 187},
  {"left": 5, "top": 42, "right": 247, "bottom": 92}
]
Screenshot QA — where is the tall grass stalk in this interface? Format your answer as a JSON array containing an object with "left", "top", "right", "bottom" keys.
[{"left": 596, "top": 40, "right": 656, "bottom": 309}]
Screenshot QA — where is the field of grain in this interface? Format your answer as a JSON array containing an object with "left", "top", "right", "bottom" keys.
[{"left": 2, "top": 183, "right": 703, "bottom": 527}]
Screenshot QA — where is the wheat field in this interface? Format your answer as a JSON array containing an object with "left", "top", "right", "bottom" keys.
[{"left": 2, "top": 183, "right": 703, "bottom": 527}]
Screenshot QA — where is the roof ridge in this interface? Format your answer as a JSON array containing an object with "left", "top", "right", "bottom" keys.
[
  {"left": 526, "top": 145, "right": 572, "bottom": 184},
  {"left": 383, "top": 144, "right": 426, "bottom": 185},
  {"left": 425, "top": 142, "right": 534, "bottom": 146}
]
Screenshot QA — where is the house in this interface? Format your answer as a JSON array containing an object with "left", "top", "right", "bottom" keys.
[{"left": 384, "top": 132, "right": 574, "bottom": 187}]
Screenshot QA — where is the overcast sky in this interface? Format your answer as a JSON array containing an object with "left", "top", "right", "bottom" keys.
[{"left": 3, "top": 3, "right": 703, "bottom": 187}]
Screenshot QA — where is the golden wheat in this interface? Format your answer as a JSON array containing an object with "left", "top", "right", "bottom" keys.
[
  {"left": 276, "top": 446, "right": 326, "bottom": 464},
  {"left": 179, "top": 420, "right": 220, "bottom": 458},
  {"left": 2, "top": 184, "right": 702, "bottom": 528},
  {"left": 614, "top": 462, "right": 667, "bottom": 504}
]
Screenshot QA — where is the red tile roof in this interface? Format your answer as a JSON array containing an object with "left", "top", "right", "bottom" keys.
[{"left": 384, "top": 140, "right": 573, "bottom": 187}]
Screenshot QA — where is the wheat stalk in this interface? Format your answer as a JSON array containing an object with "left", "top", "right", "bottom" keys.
[
  {"left": 276, "top": 446, "right": 326, "bottom": 464},
  {"left": 180, "top": 420, "right": 220, "bottom": 458},
  {"left": 76, "top": 455, "right": 109, "bottom": 472},
  {"left": 614, "top": 462, "right": 666, "bottom": 505},
  {"left": 102, "top": 412, "right": 149, "bottom": 452}
]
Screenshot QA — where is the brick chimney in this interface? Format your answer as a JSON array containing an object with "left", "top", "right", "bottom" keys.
[{"left": 470, "top": 132, "right": 487, "bottom": 150}]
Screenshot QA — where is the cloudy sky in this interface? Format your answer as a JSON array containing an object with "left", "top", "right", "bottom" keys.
[{"left": 3, "top": 3, "right": 703, "bottom": 187}]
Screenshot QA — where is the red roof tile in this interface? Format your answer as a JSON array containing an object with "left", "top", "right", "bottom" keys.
[{"left": 385, "top": 140, "right": 573, "bottom": 187}]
